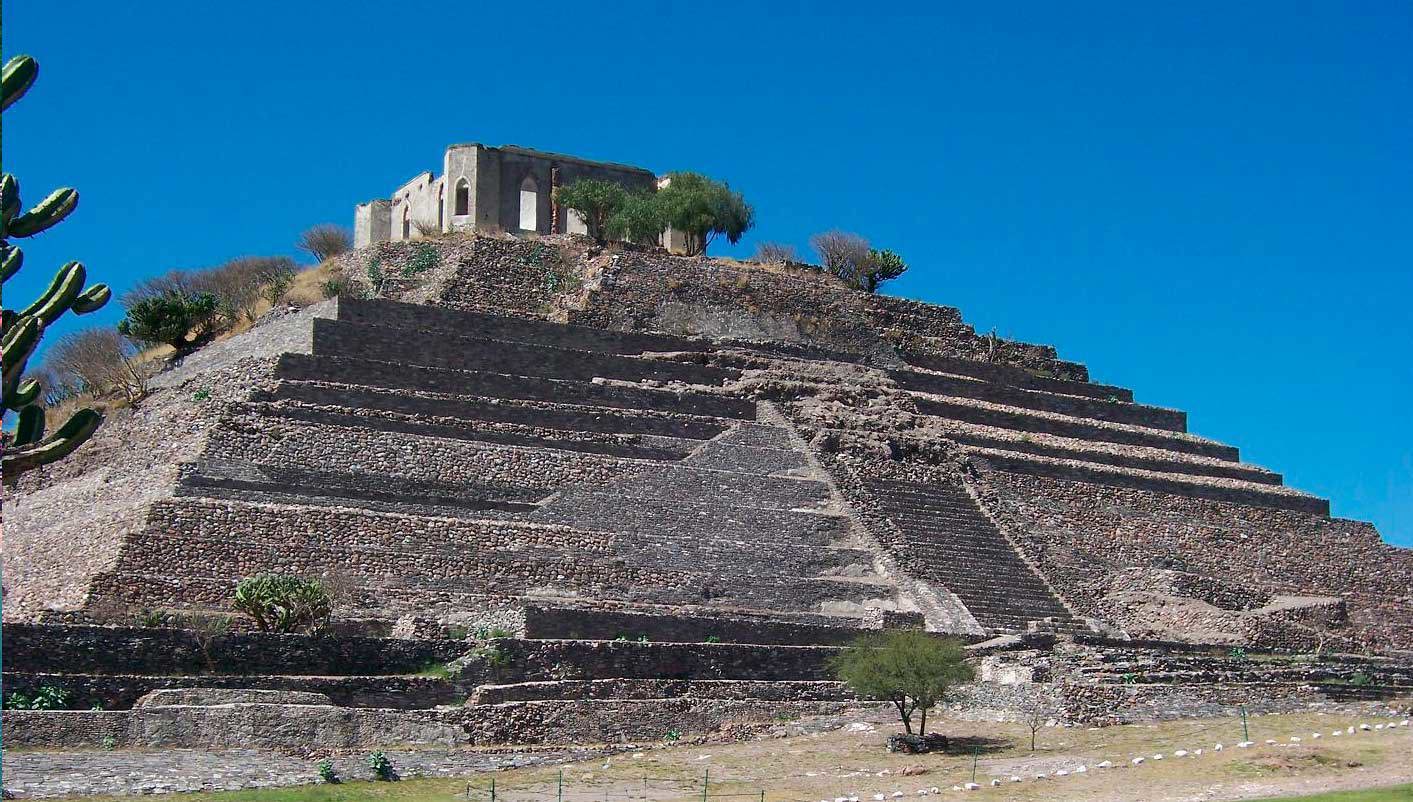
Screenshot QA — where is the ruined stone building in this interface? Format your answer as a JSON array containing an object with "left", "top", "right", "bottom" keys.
[{"left": 354, "top": 144, "right": 658, "bottom": 247}]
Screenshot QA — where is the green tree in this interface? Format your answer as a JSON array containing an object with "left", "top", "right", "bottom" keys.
[
  {"left": 2, "top": 54, "right": 114, "bottom": 480},
  {"left": 656, "top": 172, "right": 754, "bottom": 256},
  {"left": 831, "top": 631, "right": 974, "bottom": 736},
  {"left": 810, "top": 230, "right": 909, "bottom": 293},
  {"left": 232, "top": 574, "right": 333, "bottom": 633},
  {"left": 554, "top": 178, "right": 628, "bottom": 242},
  {"left": 860, "top": 248, "right": 908, "bottom": 292},
  {"left": 605, "top": 191, "right": 668, "bottom": 244},
  {"left": 117, "top": 290, "right": 219, "bottom": 352}
]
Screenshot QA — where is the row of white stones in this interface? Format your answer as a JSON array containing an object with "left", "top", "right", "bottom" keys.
[{"left": 823, "top": 718, "right": 1410, "bottom": 800}]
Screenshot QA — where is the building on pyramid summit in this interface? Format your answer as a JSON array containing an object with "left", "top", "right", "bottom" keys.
[
  {"left": 4, "top": 160, "right": 1412, "bottom": 757},
  {"left": 354, "top": 143, "right": 693, "bottom": 252}
]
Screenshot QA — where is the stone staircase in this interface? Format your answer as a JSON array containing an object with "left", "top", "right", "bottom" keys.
[
  {"left": 863, "top": 479, "right": 1079, "bottom": 634},
  {"left": 891, "top": 356, "right": 1328, "bottom": 516}
]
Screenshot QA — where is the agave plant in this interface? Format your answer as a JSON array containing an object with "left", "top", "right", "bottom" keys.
[{"left": 232, "top": 574, "right": 333, "bottom": 633}]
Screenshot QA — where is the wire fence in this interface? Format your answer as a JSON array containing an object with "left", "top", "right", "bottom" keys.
[
  {"left": 464, "top": 769, "right": 765, "bottom": 802},
  {"left": 453, "top": 711, "right": 1409, "bottom": 802}
]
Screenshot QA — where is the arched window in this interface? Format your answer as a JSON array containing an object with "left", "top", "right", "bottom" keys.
[
  {"left": 454, "top": 178, "right": 470, "bottom": 216},
  {"left": 518, "top": 175, "right": 538, "bottom": 232}
]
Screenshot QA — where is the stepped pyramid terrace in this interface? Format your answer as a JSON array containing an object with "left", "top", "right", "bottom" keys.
[{"left": 4, "top": 230, "right": 1411, "bottom": 756}]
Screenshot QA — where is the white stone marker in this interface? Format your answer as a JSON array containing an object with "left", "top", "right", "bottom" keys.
[{"left": 1132, "top": 757, "right": 1145, "bottom": 765}]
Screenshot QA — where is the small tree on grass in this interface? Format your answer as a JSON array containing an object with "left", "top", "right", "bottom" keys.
[
  {"left": 117, "top": 290, "right": 219, "bottom": 352},
  {"left": 233, "top": 574, "right": 333, "bottom": 634},
  {"left": 832, "top": 631, "right": 974, "bottom": 736},
  {"left": 297, "top": 224, "right": 352, "bottom": 261},
  {"left": 1018, "top": 690, "right": 1059, "bottom": 752},
  {"left": 554, "top": 178, "right": 628, "bottom": 243}
]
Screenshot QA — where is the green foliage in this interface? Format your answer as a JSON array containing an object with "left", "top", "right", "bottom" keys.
[
  {"left": 1229, "top": 646, "right": 1249, "bottom": 662},
  {"left": 117, "top": 290, "right": 219, "bottom": 351},
  {"left": 1350, "top": 672, "right": 1373, "bottom": 686},
  {"left": 320, "top": 277, "right": 350, "bottom": 299},
  {"left": 809, "top": 231, "right": 908, "bottom": 292},
  {"left": 705, "top": 635, "right": 721, "bottom": 643},
  {"left": 413, "top": 662, "right": 452, "bottom": 679},
  {"left": 655, "top": 172, "right": 754, "bottom": 255},
  {"left": 4, "top": 684, "right": 71, "bottom": 710},
  {"left": 259, "top": 262, "right": 297, "bottom": 307},
  {"left": 232, "top": 574, "right": 333, "bottom": 634},
  {"left": 367, "top": 751, "right": 396, "bottom": 781},
  {"left": 470, "top": 643, "right": 510, "bottom": 667},
  {"left": 831, "top": 631, "right": 973, "bottom": 736},
  {"left": 100, "top": 735, "right": 118, "bottom": 750},
  {"left": 1, "top": 54, "right": 111, "bottom": 480},
  {"left": 133, "top": 608, "right": 177, "bottom": 628},
  {"left": 555, "top": 178, "right": 629, "bottom": 242},
  {"left": 366, "top": 256, "right": 388, "bottom": 296},
  {"left": 472, "top": 625, "right": 512, "bottom": 640},
  {"left": 192, "top": 389, "right": 211, "bottom": 402},
  {"left": 404, "top": 242, "right": 439, "bottom": 275},
  {"left": 316, "top": 758, "right": 339, "bottom": 784},
  {"left": 663, "top": 728, "right": 682, "bottom": 742},
  {"left": 860, "top": 248, "right": 908, "bottom": 292},
  {"left": 604, "top": 191, "right": 668, "bottom": 244}
]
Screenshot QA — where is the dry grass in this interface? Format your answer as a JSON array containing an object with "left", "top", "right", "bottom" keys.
[
  {"left": 32, "top": 261, "right": 337, "bottom": 419},
  {"left": 71, "top": 710, "right": 1412, "bottom": 802}
]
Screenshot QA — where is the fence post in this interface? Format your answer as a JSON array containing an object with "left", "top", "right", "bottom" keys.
[
  {"left": 971, "top": 745, "right": 979, "bottom": 784},
  {"left": 490, "top": 777, "right": 496, "bottom": 802},
  {"left": 702, "top": 769, "right": 710, "bottom": 802},
  {"left": 558, "top": 769, "right": 564, "bottom": 802},
  {"left": 1240, "top": 705, "right": 1250, "bottom": 742},
  {"left": 760, "top": 790, "right": 766, "bottom": 802}
]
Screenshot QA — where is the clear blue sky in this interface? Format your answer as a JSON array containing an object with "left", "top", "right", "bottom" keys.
[{"left": 6, "top": 2, "right": 1410, "bottom": 545}]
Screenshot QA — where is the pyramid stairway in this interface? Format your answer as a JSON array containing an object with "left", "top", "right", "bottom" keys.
[{"left": 863, "top": 479, "right": 1080, "bottom": 633}]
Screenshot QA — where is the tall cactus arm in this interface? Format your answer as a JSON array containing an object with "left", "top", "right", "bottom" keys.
[
  {"left": 9, "top": 377, "right": 41, "bottom": 409},
  {"left": 72, "top": 283, "right": 112, "bottom": 314},
  {"left": 1, "top": 55, "right": 38, "bottom": 113},
  {"left": 2, "top": 408, "right": 101, "bottom": 478},
  {"left": 2, "top": 315, "right": 41, "bottom": 390},
  {"left": 0, "top": 174, "right": 18, "bottom": 224},
  {"left": 1, "top": 242, "right": 22, "bottom": 282},
  {"left": 7, "top": 187, "right": 79, "bottom": 238},
  {"left": 18, "top": 260, "right": 87, "bottom": 323},
  {"left": 14, "top": 404, "right": 45, "bottom": 446}
]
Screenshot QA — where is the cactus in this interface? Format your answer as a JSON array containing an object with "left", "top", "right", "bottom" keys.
[{"left": 1, "top": 54, "right": 111, "bottom": 481}]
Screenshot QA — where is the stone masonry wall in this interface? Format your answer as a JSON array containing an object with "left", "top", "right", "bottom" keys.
[
  {"left": 975, "top": 471, "right": 1413, "bottom": 651},
  {"left": 2, "top": 624, "right": 470, "bottom": 676}
]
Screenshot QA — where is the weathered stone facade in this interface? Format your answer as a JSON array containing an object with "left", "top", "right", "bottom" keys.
[
  {"left": 355, "top": 144, "right": 657, "bottom": 247},
  {"left": 4, "top": 230, "right": 1410, "bottom": 761}
]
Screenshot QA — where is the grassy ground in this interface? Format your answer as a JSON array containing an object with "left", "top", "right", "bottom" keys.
[
  {"left": 1252, "top": 785, "right": 1413, "bottom": 801},
  {"left": 70, "top": 709, "right": 1411, "bottom": 802}
]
